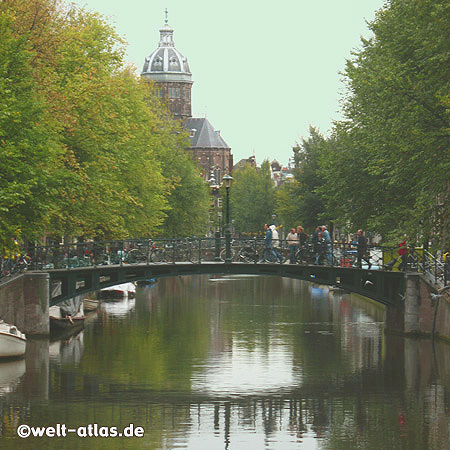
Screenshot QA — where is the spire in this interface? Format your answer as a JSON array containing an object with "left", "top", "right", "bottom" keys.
[{"left": 159, "top": 8, "right": 174, "bottom": 47}]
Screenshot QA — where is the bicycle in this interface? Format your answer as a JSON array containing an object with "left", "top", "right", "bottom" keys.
[
  {"left": 295, "top": 243, "right": 316, "bottom": 264},
  {"left": 1, "top": 254, "right": 31, "bottom": 277},
  {"left": 176, "top": 239, "right": 200, "bottom": 263},
  {"left": 219, "top": 239, "right": 259, "bottom": 262},
  {"left": 125, "top": 242, "right": 150, "bottom": 264},
  {"left": 149, "top": 242, "right": 168, "bottom": 263}
]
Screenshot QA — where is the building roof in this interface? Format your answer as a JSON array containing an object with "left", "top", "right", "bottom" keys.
[
  {"left": 233, "top": 156, "right": 256, "bottom": 171},
  {"left": 184, "top": 118, "right": 230, "bottom": 149},
  {"left": 141, "top": 19, "right": 192, "bottom": 83}
]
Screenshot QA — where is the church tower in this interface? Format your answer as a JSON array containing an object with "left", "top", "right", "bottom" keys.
[
  {"left": 141, "top": 11, "right": 192, "bottom": 120},
  {"left": 142, "top": 11, "right": 232, "bottom": 184}
]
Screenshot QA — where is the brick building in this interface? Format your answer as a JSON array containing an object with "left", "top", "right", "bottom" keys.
[{"left": 142, "top": 14, "right": 232, "bottom": 183}]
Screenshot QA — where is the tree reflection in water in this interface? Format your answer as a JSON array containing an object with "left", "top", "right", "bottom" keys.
[{"left": 0, "top": 275, "right": 448, "bottom": 449}]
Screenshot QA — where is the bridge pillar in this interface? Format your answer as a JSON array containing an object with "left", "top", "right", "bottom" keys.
[
  {"left": 0, "top": 273, "right": 49, "bottom": 336},
  {"left": 404, "top": 273, "right": 420, "bottom": 334},
  {"left": 386, "top": 273, "right": 440, "bottom": 337}
]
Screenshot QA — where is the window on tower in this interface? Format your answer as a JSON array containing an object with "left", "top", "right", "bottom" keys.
[{"left": 168, "top": 88, "right": 181, "bottom": 98}]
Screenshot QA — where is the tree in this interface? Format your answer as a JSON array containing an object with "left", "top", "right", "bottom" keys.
[
  {"left": 278, "top": 127, "right": 329, "bottom": 232},
  {"left": 274, "top": 181, "right": 303, "bottom": 231},
  {"left": 230, "top": 161, "right": 275, "bottom": 234},
  {"left": 0, "top": 0, "right": 211, "bottom": 248},
  {"left": 319, "top": 0, "right": 450, "bottom": 245},
  {"left": 149, "top": 110, "right": 210, "bottom": 237},
  {"left": 0, "top": 11, "right": 63, "bottom": 250}
]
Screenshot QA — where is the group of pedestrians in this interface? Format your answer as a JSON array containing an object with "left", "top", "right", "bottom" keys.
[
  {"left": 311, "top": 225, "right": 333, "bottom": 265},
  {"left": 262, "top": 224, "right": 283, "bottom": 263},
  {"left": 263, "top": 224, "right": 313, "bottom": 264},
  {"left": 286, "top": 226, "right": 309, "bottom": 264},
  {"left": 263, "top": 223, "right": 372, "bottom": 268}
]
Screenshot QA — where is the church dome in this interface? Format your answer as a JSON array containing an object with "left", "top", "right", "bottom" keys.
[{"left": 141, "top": 20, "right": 192, "bottom": 83}]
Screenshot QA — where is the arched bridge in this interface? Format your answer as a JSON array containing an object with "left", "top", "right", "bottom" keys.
[
  {"left": 47, "top": 262, "right": 405, "bottom": 307},
  {"left": 18, "top": 236, "right": 440, "bottom": 308},
  {"left": 1, "top": 237, "right": 445, "bottom": 337}
]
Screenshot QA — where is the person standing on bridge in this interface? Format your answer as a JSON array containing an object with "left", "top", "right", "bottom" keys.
[
  {"left": 357, "top": 229, "right": 371, "bottom": 269},
  {"left": 296, "top": 226, "right": 308, "bottom": 262},
  {"left": 287, "top": 228, "right": 298, "bottom": 264},
  {"left": 322, "top": 225, "right": 333, "bottom": 265},
  {"left": 261, "top": 224, "right": 273, "bottom": 263},
  {"left": 270, "top": 225, "right": 283, "bottom": 263},
  {"left": 312, "top": 226, "right": 320, "bottom": 260},
  {"left": 398, "top": 236, "right": 408, "bottom": 271}
]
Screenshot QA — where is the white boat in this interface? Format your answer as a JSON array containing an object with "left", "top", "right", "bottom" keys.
[
  {"left": 100, "top": 282, "right": 136, "bottom": 299},
  {"left": 0, "top": 320, "right": 26, "bottom": 358}
]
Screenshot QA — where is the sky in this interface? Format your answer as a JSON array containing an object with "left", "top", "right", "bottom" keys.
[{"left": 72, "top": 0, "right": 386, "bottom": 166}]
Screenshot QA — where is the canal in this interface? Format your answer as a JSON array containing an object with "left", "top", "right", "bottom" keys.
[{"left": 0, "top": 275, "right": 449, "bottom": 449}]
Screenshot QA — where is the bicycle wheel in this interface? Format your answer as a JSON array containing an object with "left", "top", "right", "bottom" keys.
[
  {"left": 150, "top": 248, "right": 166, "bottom": 263},
  {"left": 219, "top": 248, "right": 235, "bottom": 262},
  {"left": 176, "top": 243, "right": 190, "bottom": 262},
  {"left": 188, "top": 246, "right": 200, "bottom": 263},
  {"left": 126, "top": 248, "right": 147, "bottom": 264},
  {"left": 237, "top": 246, "right": 256, "bottom": 263}
]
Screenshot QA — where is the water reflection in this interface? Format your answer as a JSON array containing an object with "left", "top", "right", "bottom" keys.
[
  {"left": 49, "top": 332, "right": 84, "bottom": 365},
  {"left": 98, "top": 297, "right": 136, "bottom": 318},
  {"left": 0, "top": 275, "right": 448, "bottom": 449},
  {"left": 0, "top": 359, "right": 25, "bottom": 396}
]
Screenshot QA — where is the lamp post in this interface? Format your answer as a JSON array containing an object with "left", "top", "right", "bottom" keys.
[{"left": 223, "top": 174, "right": 233, "bottom": 263}]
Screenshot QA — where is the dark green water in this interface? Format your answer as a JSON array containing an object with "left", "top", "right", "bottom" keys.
[{"left": 0, "top": 275, "right": 449, "bottom": 449}]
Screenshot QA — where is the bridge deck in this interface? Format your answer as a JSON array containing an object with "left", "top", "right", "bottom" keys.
[{"left": 44, "top": 262, "right": 405, "bottom": 307}]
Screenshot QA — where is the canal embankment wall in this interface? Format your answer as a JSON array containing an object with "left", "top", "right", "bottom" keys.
[
  {"left": 386, "top": 273, "right": 450, "bottom": 342},
  {"left": 415, "top": 273, "right": 450, "bottom": 341},
  {"left": 0, "top": 273, "right": 49, "bottom": 336},
  {"left": 435, "top": 288, "right": 450, "bottom": 343}
]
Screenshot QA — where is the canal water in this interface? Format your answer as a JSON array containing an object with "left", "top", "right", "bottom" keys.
[{"left": 0, "top": 275, "right": 449, "bottom": 449}]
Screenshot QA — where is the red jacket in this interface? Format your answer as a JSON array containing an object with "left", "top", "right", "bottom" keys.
[{"left": 398, "top": 240, "right": 407, "bottom": 256}]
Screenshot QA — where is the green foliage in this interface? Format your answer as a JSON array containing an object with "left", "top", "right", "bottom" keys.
[
  {"left": 276, "top": 127, "right": 328, "bottom": 232},
  {"left": 320, "top": 0, "right": 450, "bottom": 245},
  {"left": 230, "top": 161, "right": 275, "bottom": 234},
  {"left": 274, "top": 182, "right": 302, "bottom": 230},
  {"left": 0, "top": 11, "right": 62, "bottom": 250},
  {"left": 151, "top": 114, "right": 210, "bottom": 237},
  {"left": 0, "top": 0, "right": 210, "bottom": 251}
]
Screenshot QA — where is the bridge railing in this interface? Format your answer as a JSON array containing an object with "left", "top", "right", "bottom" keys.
[{"left": 1, "top": 238, "right": 448, "bottom": 286}]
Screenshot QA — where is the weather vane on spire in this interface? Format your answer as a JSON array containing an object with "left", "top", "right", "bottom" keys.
[{"left": 164, "top": 8, "right": 169, "bottom": 25}]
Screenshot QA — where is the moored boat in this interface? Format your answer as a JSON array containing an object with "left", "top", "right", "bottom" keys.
[
  {"left": 0, "top": 320, "right": 27, "bottom": 358},
  {"left": 50, "top": 313, "right": 85, "bottom": 333},
  {"left": 49, "top": 296, "right": 85, "bottom": 334},
  {"left": 83, "top": 298, "right": 99, "bottom": 312},
  {"left": 100, "top": 282, "right": 136, "bottom": 299},
  {"left": 136, "top": 278, "right": 157, "bottom": 287}
]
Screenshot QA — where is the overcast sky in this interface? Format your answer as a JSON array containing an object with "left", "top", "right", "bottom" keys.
[{"left": 72, "top": 0, "right": 386, "bottom": 166}]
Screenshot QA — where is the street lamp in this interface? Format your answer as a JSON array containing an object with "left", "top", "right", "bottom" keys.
[{"left": 223, "top": 174, "right": 233, "bottom": 263}]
